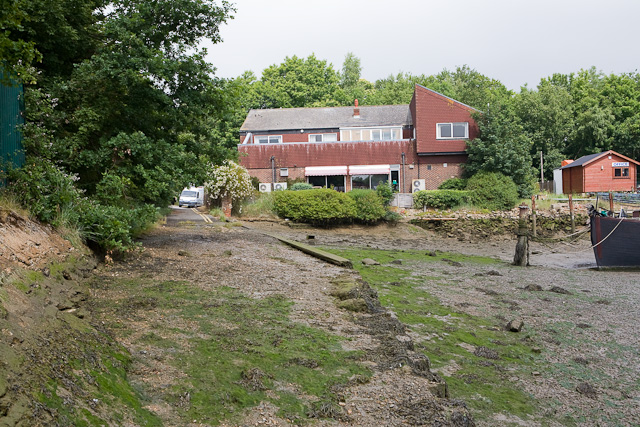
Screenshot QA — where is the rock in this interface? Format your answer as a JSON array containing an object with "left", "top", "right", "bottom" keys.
[
  {"left": 62, "top": 270, "right": 72, "bottom": 280},
  {"left": 177, "top": 250, "right": 191, "bottom": 257},
  {"left": 442, "top": 258, "right": 462, "bottom": 267},
  {"left": 531, "top": 250, "right": 542, "bottom": 255},
  {"left": 506, "top": 319, "right": 524, "bottom": 332},
  {"left": 42, "top": 266, "right": 50, "bottom": 277},
  {"left": 361, "top": 258, "right": 380, "bottom": 266},
  {"left": 474, "top": 346, "right": 499, "bottom": 360},
  {"left": 524, "top": 284, "right": 543, "bottom": 292},
  {"left": 391, "top": 260, "right": 402, "bottom": 265},
  {"left": 576, "top": 382, "right": 597, "bottom": 398},
  {"left": 425, "top": 251, "right": 437, "bottom": 257},
  {"left": 549, "top": 286, "right": 571, "bottom": 295}
]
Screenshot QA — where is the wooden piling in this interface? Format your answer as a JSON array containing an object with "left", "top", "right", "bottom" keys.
[
  {"left": 513, "top": 205, "right": 529, "bottom": 266},
  {"left": 531, "top": 195, "right": 537, "bottom": 238},
  {"left": 568, "top": 193, "right": 575, "bottom": 234}
]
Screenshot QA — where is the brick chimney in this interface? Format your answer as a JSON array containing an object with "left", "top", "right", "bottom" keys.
[{"left": 353, "top": 99, "right": 360, "bottom": 118}]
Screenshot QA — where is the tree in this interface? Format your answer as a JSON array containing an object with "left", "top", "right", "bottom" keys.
[
  {"left": 465, "top": 101, "right": 535, "bottom": 198},
  {"left": 204, "top": 160, "right": 254, "bottom": 216},
  {"left": 514, "top": 81, "right": 574, "bottom": 178},
  {"left": 255, "top": 54, "right": 342, "bottom": 108},
  {"left": 340, "top": 52, "right": 361, "bottom": 89}
]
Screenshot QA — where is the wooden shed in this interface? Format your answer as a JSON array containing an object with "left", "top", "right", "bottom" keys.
[{"left": 561, "top": 150, "right": 639, "bottom": 193}]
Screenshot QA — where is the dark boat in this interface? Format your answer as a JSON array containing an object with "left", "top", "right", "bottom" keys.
[{"left": 590, "top": 209, "right": 640, "bottom": 268}]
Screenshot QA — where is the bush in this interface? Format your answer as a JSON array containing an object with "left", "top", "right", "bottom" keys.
[
  {"left": 290, "top": 182, "right": 313, "bottom": 191},
  {"left": 438, "top": 177, "right": 467, "bottom": 190},
  {"left": 272, "top": 189, "right": 356, "bottom": 226},
  {"left": 466, "top": 172, "right": 519, "bottom": 211},
  {"left": 375, "top": 181, "right": 394, "bottom": 206},
  {"left": 347, "top": 189, "right": 386, "bottom": 224},
  {"left": 413, "top": 190, "right": 468, "bottom": 210}
]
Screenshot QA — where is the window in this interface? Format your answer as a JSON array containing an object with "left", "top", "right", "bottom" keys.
[
  {"left": 350, "top": 174, "right": 390, "bottom": 190},
  {"left": 255, "top": 135, "right": 282, "bottom": 144},
  {"left": 437, "top": 122, "right": 468, "bottom": 139},
  {"left": 308, "top": 175, "right": 345, "bottom": 192},
  {"left": 614, "top": 167, "right": 630, "bottom": 178},
  {"left": 340, "top": 127, "right": 401, "bottom": 142},
  {"left": 309, "top": 133, "right": 337, "bottom": 142}
]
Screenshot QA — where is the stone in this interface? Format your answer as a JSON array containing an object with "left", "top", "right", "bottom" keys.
[
  {"left": 549, "top": 286, "right": 571, "bottom": 295},
  {"left": 524, "top": 284, "right": 543, "bottom": 292},
  {"left": 576, "top": 382, "right": 597, "bottom": 398},
  {"left": 506, "top": 319, "right": 524, "bottom": 332},
  {"left": 361, "top": 258, "right": 380, "bottom": 266},
  {"left": 391, "top": 260, "right": 402, "bottom": 265}
]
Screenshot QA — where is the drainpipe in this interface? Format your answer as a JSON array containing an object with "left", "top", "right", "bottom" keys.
[
  {"left": 271, "top": 156, "right": 276, "bottom": 184},
  {"left": 401, "top": 152, "right": 406, "bottom": 193}
]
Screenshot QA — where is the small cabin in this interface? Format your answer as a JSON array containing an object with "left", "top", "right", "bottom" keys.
[{"left": 561, "top": 150, "right": 639, "bottom": 193}]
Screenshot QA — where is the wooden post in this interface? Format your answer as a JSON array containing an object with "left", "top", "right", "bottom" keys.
[
  {"left": 531, "top": 195, "right": 537, "bottom": 238},
  {"left": 609, "top": 191, "right": 614, "bottom": 213},
  {"left": 568, "top": 193, "right": 575, "bottom": 233},
  {"left": 513, "top": 205, "right": 529, "bottom": 266}
]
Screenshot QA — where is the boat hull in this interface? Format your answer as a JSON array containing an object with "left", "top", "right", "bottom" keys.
[{"left": 590, "top": 215, "right": 640, "bottom": 268}]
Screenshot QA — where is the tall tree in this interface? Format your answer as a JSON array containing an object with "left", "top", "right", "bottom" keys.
[{"left": 465, "top": 101, "right": 535, "bottom": 197}]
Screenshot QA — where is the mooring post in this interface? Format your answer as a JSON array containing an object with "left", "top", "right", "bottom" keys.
[
  {"left": 531, "top": 195, "right": 537, "bottom": 238},
  {"left": 513, "top": 205, "right": 529, "bottom": 266},
  {"left": 609, "top": 191, "right": 614, "bottom": 213},
  {"left": 568, "top": 193, "right": 575, "bottom": 233}
]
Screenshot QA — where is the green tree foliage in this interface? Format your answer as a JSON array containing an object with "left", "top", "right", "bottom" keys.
[
  {"left": 4, "top": 0, "right": 234, "bottom": 251},
  {"left": 465, "top": 102, "right": 535, "bottom": 197},
  {"left": 466, "top": 172, "right": 519, "bottom": 211},
  {"left": 254, "top": 54, "right": 343, "bottom": 108},
  {"left": 413, "top": 190, "right": 468, "bottom": 210}
]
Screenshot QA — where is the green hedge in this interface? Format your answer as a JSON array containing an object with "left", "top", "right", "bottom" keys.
[
  {"left": 290, "top": 182, "right": 313, "bottom": 191},
  {"left": 272, "top": 189, "right": 356, "bottom": 225},
  {"left": 413, "top": 190, "right": 468, "bottom": 210},
  {"left": 347, "top": 189, "right": 386, "bottom": 223},
  {"left": 466, "top": 172, "right": 519, "bottom": 211}
]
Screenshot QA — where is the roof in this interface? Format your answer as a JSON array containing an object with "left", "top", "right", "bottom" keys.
[
  {"left": 414, "top": 84, "right": 479, "bottom": 112},
  {"left": 560, "top": 150, "right": 640, "bottom": 169},
  {"left": 239, "top": 104, "right": 412, "bottom": 132}
]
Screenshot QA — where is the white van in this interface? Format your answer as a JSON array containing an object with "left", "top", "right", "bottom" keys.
[{"left": 178, "top": 187, "right": 204, "bottom": 207}]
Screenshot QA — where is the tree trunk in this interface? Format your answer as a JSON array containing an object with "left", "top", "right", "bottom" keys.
[{"left": 221, "top": 195, "right": 232, "bottom": 218}]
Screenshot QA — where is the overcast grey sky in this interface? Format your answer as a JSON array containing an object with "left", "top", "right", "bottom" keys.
[{"left": 204, "top": 0, "right": 640, "bottom": 91}]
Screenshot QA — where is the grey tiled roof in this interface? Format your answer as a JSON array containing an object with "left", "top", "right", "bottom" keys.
[
  {"left": 560, "top": 152, "right": 606, "bottom": 169},
  {"left": 240, "top": 104, "right": 412, "bottom": 132}
]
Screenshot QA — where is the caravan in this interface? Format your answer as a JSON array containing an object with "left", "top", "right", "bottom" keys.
[{"left": 178, "top": 187, "right": 204, "bottom": 207}]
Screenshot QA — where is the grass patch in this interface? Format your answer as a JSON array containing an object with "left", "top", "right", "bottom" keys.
[
  {"left": 327, "top": 247, "right": 541, "bottom": 424},
  {"left": 94, "top": 279, "right": 370, "bottom": 425}
]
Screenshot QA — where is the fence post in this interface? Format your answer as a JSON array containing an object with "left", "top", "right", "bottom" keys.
[
  {"left": 531, "top": 195, "right": 537, "bottom": 238},
  {"left": 513, "top": 205, "right": 529, "bottom": 266},
  {"left": 568, "top": 193, "right": 575, "bottom": 234}
]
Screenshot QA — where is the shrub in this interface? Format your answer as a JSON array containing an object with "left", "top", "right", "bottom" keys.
[
  {"left": 272, "top": 189, "right": 356, "bottom": 226},
  {"left": 204, "top": 160, "right": 254, "bottom": 211},
  {"left": 375, "top": 181, "right": 394, "bottom": 206},
  {"left": 291, "top": 182, "right": 313, "bottom": 191},
  {"left": 347, "top": 189, "right": 386, "bottom": 224},
  {"left": 438, "top": 177, "right": 468, "bottom": 190},
  {"left": 413, "top": 190, "right": 468, "bottom": 210},
  {"left": 466, "top": 172, "right": 519, "bottom": 211}
]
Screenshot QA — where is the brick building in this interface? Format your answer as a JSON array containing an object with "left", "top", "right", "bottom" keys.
[
  {"left": 561, "top": 150, "right": 639, "bottom": 193},
  {"left": 238, "top": 84, "right": 478, "bottom": 193}
]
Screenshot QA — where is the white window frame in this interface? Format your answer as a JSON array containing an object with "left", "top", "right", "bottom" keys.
[
  {"left": 436, "top": 122, "right": 469, "bottom": 140},
  {"left": 340, "top": 127, "right": 402, "bottom": 142},
  {"left": 308, "top": 133, "right": 338, "bottom": 143},
  {"left": 254, "top": 135, "right": 282, "bottom": 144}
]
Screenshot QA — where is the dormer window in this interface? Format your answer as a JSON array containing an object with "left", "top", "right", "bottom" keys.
[
  {"left": 255, "top": 135, "right": 282, "bottom": 144},
  {"left": 437, "top": 122, "right": 468, "bottom": 139}
]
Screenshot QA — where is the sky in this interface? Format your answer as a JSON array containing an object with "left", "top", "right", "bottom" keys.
[{"left": 204, "top": 0, "right": 640, "bottom": 92}]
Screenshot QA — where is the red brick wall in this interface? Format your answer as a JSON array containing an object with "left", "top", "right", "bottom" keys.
[
  {"left": 411, "top": 85, "right": 479, "bottom": 154},
  {"left": 416, "top": 155, "right": 467, "bottom": 190}
]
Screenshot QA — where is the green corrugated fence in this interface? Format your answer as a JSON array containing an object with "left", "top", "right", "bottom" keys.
[{"left": 1, "top": 68, "right": 25, "bottom": 185}]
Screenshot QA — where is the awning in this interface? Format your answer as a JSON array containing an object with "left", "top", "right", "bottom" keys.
[
  {"left": 348, "top": 164, "right": 390, "bottom": 175},
  {"left": 305, "top": 166, "right": 348, "bottom": 176}
]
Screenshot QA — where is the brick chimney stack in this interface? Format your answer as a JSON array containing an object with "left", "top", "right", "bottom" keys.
[{"left": 353, "top": 99, "right": 360, "bottom": 118}]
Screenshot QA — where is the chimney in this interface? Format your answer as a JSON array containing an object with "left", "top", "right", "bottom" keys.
[{"left": 353, "top": 99, "right": 360, "bottom": 118}]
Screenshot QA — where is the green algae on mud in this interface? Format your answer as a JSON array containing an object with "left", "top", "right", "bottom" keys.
[
  {"left": 91, "top": 278, "right": 371, "bottom": 425},
  {"left": 325, "top": 246, "right": 542, "bottom": 424}
]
